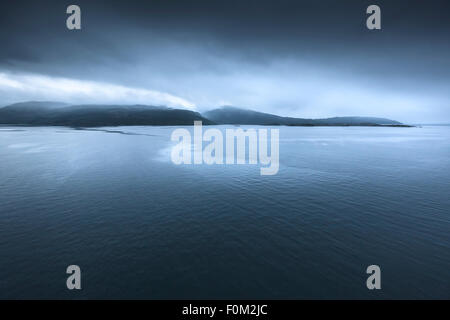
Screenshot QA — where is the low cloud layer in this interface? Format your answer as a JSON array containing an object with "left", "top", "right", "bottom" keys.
[{"left": 0, "top": 72, "right": 195, "bottom": 109}]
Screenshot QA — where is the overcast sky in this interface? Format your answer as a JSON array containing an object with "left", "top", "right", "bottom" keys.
[{"left": 0, "top": 0, "right": 449, "bottom": 123}]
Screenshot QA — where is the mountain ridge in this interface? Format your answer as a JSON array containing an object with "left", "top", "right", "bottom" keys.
[
  {"left": 0, "top": 101, "right": 410, "bottom": 127},
  {"left": 203, "top": 106, "right": 405, "bottom": 126},
  {"left": 0, "top": 101, "right": 212, "bottom": 127}
]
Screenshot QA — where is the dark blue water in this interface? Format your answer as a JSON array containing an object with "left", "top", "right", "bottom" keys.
[{"left": 0, "top": 125, "right": 449, "bottom": 299}]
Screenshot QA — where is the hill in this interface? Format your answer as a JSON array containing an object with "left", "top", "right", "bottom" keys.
[
  {"left": 203, "top": 106, "right": 404, "bottom": 126},
  {"left": 0, "top": 102, "right": 409, "bottom": 127},
  {"left": 0, "top": 102, "right": 213, "bottom": 127}
]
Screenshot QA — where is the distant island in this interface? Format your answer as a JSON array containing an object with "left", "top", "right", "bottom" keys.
[
  {"left": 0, "top": 102, "right": 412, "bottom": 127},
  {"left": 204, "top": 106, "right": 411, "bottom": 127}
]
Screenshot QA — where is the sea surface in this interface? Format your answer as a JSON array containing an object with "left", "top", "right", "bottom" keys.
[{"left": 0, "top": 125, "right": 449, "bottom": 299}]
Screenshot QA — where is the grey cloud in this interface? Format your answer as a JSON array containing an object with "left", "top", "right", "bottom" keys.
[{"left": 0, "top": 0, "right": 449, "bottom": 123}]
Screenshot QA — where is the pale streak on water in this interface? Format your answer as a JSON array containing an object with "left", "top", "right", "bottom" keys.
[{"left": 0, "top": 125, "right": 449, "bottom": 299}]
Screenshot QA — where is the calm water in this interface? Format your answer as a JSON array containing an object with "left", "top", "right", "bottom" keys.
[{"left": 0, "top": 125, "right": 449, "bottom": 299}]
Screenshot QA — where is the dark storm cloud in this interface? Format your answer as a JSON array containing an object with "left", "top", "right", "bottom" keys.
[{"left": 0, "top": 0, "right": 449, "bottom": 122}]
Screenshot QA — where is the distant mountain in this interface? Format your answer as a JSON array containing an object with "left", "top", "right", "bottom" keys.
[
  {"left": 203, "top": 106, "right": 290, "bottom": 125},
  {"left": 203, "top": 106, "right": 405, "bottom": 126},
  {"left": 0, "top": 102, "right": 408, "bottom": 127},
  {"left": 0, "top": 101, "right": 69, "bottom": 124},
  {"left": 0, "top": 102, "right": 213, "bottom": 127}
]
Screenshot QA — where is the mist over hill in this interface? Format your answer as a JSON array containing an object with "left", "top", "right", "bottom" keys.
[
  {"left": 0, "top": 101, "right": 212, "bottom": 127},
  {"left": 0, "top": 102, "right": 408, "bottom": 127},
  {"left": 203, "top": 106, "right": 404, "bottom": 126}
]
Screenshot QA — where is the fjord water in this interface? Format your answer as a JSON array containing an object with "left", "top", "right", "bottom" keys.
[{"left": 0, "top": 125, "right": 449, "bottom": 299}]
